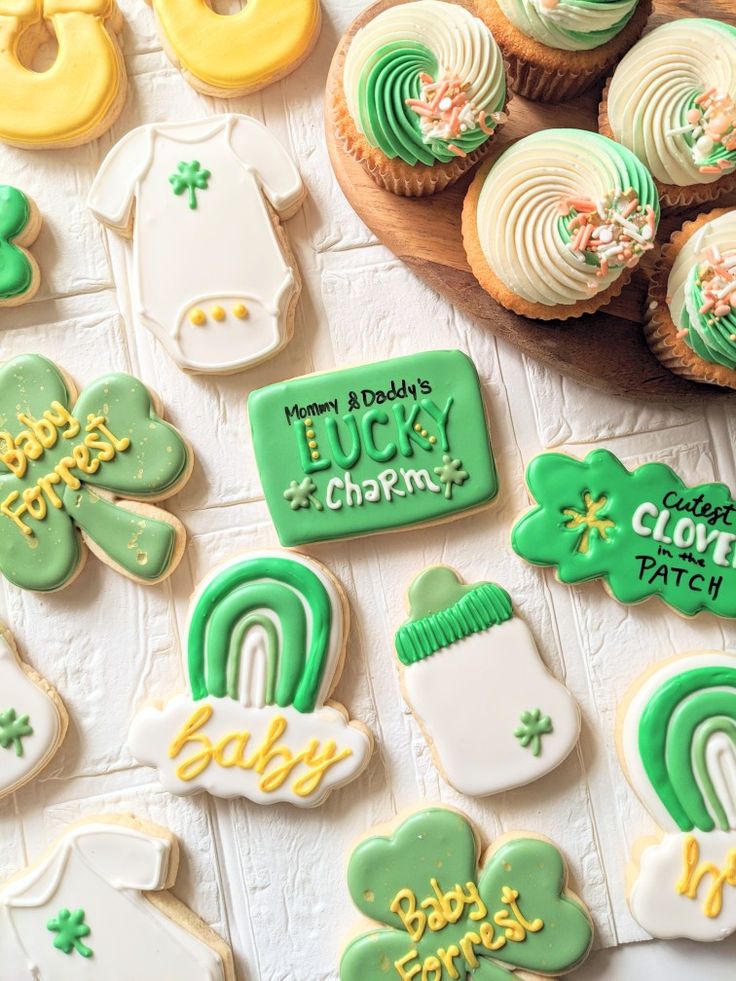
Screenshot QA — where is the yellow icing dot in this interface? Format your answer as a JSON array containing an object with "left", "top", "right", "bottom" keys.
[
  {"left": 308, "top": 440, "right": 317, "bottom": 449},
  {"left": 311, "top": 451, "right": 320, "bottom": 461},
  {"left": 429, "top": 436, "right": 437, "bottom": 445},
  {"left": 189, "top": 308, "right": 206, "bottom": 326},
  {"left": 233, "top": 303, "right": 249, "bottom": 319},
  {"left": 306, "top": 430, "right": 315, "bottom": 439},
  {"left": 305, "top": 419, "right": 313, "bottom": 427},
  {"left": 212, "top": 305, "right": 226, "bottom": 321},
  {"left": 414, "top": 423, "right": 422, "bottom": 432},
  {"left": 421, "top": 429, "right": 428, "bottom": 438}
]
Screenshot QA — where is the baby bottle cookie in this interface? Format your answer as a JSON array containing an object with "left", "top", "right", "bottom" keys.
[
  {"left": 89, "top": 115, "right": 305, "bottom": 375},
  {"left": 0, "top": 815, "right": 235, "bottom": 979},
  {"left": 395, "top": 566, "right": 580, "bottom": 796},
  {"left": 0, "top": 625, "right": 67, "bottom": 801},
  {"left": 0, "top": 354, "right": 192, "bottom": 592},
  {"left": 619, "top": 652, "right": 736, "bottom": 941},
  {"left": 341, "top": 806, "right": 594, "bottom": 980},
  {"left": 0, "top": 186, "right": 41, "bottom": 308},
  {"left": 130, "top": 550, "right": 373, "bottom": 807},
  {"left": 0, "top": 0, "right": 127, "bottom": 148}
]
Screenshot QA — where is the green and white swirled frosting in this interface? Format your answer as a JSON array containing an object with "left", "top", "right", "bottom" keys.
[
  {"left": 343, "top": 0, "right": 506, "bottom": 166},
  {"left": 476, "top": 129, "right": 660, "bottom": 307},
  {"left": 667, "top": 211, "right": 736, "bottom": 371},
  {"left": 607, "top": 19, "right": 736, "bottom": 187},
  {"left": 495, "top": 0, "right": 640, "bottom": 51}
]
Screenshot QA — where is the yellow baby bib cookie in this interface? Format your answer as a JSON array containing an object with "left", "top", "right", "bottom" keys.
[
  {"left": 0, "top": 0, "right": 127, "bottom": 148},
  {"left": 148, "top": 0, "right": 321, "bottom": 98}
]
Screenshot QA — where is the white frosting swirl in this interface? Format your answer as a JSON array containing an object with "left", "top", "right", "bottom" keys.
[
  {"left": 476, "top": 129, "right": 654, "bottom": 306},
  {"left": 606, "top": 19, "right": 736, "bottom": 186},
  {"left": 495, "top": 0, "right": 639, "bottom": 52},
  {"left": 343, "top": 0, "right": 505, "bottom": 131}
]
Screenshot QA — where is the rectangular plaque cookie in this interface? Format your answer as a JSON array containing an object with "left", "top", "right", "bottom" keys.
[{"left": 248, "top": 350, "right": 498, "bottom": 545}]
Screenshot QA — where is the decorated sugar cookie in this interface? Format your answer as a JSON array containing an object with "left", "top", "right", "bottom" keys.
[
  {"left": 395, "top": 566, "right": 580, "bottom": 797},
  {"left": 619, "top": 652, "right": 736, "bottom": 941},
  {"left": 0, "top": 625, "right": 67, "bottom": 801},
  {"left": 511, "top": 449, "right": 736, "bottom": 618},
  {"left": 341, "top": 807, "right": 594, "bottom": 979},
  {"left": 0, "top": 815, "right": 235, "bottom": 978},
  {"left": 0, "top": 186, "right": 42, "bottom": 308},
  {"left": 248, "top": 350, "right": 499, "bottom": 546},
  {"left": 148, "top": 0, "right": 321, "bottom": 98},
  {"left": 129, "top": 551, "right": 373, "bottom": 807},
  {"left": 0, "top": 354, "right": 192, "bottom": 593},
  {"left": 0, "top": 0, "right": 126, "bottom": 149},
  {"left": 89, "top": 115, "right": 305, "bottom": 375}
]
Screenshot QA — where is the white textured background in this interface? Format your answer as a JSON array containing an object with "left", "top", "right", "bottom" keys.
[{"left": 0, "top": 1, "right": 735, "bottom": 977}]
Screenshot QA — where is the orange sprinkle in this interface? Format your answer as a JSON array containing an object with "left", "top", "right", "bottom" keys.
[{"left": 447, "top": 143, "right": 466, "bottom": 157}]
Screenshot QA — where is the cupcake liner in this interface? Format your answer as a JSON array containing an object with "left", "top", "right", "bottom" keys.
[
  {"left": 644, "top": 210, "right": 736, "bottom": 390},
  {"left": 600, "top": 78, "right": 736, "bottom": 212},
  {"left": 461, "top": 157, "right": 637, "bottom": 322},
  {"left": 326, "top": 0, "right": 510, "bottom": 197},
  {"left": 476, "top": 0, "right": 652, "bottom": 104}
]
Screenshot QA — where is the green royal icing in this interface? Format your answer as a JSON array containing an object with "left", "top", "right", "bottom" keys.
[
  {"left": 47, "top": 908, "right": 93, "bottom": 958},
  {"left": 356, "top": 41, "right": 504, "bottom": 166},
  {"left": 0, "top": 354, "right": 190, "bottom": 592},
  {"left": 395, "top": 566, "right": 513, "bottom": 665},
  {"left": 187, "top": 554, "right": 334, "bottom": 713},
  {"left": 511, "top": 448, "right": 736, "bottom": 618},
  {"left": 341, "top": 807, "right": 593, "bottom": 981},
  {"left": 0, "top": 185, "right": 33, "bottom": 300},
  {"left": 515, "top": 709, "right": 553, "bottom": 757},
  {"left": 0, "top": 707, "right": 32, "bottom": 756},
  {"left": 169, "top": 160, "right": 211, "bottom": 209},
  {"left": 638, "top": 665, "right": 736, "bottom": 833},
  {"left": 248, "top": 351, "right": 499, "bottom": 547}
]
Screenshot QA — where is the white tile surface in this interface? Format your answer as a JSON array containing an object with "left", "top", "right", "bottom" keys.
[{"left": 0, "top": 2, "right": 735, "bottom": 978}]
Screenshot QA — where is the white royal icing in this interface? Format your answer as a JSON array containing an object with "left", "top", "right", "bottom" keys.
[
  {"left": 402, "top": 616, "right": 581, "bottom": 797},
  {"left": 0, "top": 632, "right": 64, "bottom": 801},
  {"left": 0, "top": 822, "right": 228, "bottom": 979},
  {"left": 88, "top": 115, "right": 304, "bottom": 375},
  {"left": 129, "top": 550, "right": 373, "bottom": 807}
]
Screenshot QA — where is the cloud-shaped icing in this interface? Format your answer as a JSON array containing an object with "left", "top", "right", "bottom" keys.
[{"left": 129, "top": 697, "right": 371, "bottom": 807}]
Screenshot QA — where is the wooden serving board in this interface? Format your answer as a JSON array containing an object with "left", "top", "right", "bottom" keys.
[{"left": 326, "top": 0, "right": 736, "bottom": 402}]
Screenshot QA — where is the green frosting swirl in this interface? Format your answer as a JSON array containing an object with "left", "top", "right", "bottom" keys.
[
  {"left": 495, "top": 0, "right": 640, "bottom": 52},
  {"left": 683, "top": 263, "right": 736, "bottom": 371},
  {"left": 357, "top": 41, "right": 501, "bottom": 166}
]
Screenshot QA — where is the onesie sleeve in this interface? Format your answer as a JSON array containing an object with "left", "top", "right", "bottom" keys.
[
  {"left": 229, "top": 115, "right": 304, "bottom": 218},
  {"left": 73, "top": 825, "right": 172, "bottom": 891},
  {"left": 88, "top": 126, "right": 151, "bottom": 232}
]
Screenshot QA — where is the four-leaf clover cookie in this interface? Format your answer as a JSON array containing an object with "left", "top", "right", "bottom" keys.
[
  {"left": 341, "top": 807, "right": 593, "bottom": 981},
  {"left": 0, "top": 354, "right": 192, "bottom": 592}
]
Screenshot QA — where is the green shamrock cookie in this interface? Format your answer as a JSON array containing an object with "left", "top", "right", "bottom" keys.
[
  {"left": 511, "top": 449, "right": 736, "bottom": 618},
  {"left": 0, "top": 354, "right": 191, "bottom": 592},
  {"left": 341, "top": 807, "right": 593, "bottom": 980},
  {"left": 0, "top": 185, "right": 40, "bottom": 306}
]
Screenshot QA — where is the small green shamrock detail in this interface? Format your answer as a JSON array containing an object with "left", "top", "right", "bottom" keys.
[
  {"left": 169, "top": 161, "right": 211, "bottom": 209},
  {"left": 562, "top": 491, "right": 615, "bottom": 554},
  {"left": 0, "top": 707, "right": 32, "bottom": 757},
  {"left": 341, "top": 807, "right": 593, "bottom": 981},
  {"left": 433, "top": 454, "right": 469, "bottom": 499},
  {"left": 0, "top": 354, "right": 190, "bottom": 592},
  {"left": 515, "top": 709, "right": 553, "bottom": 757},
  {"left": 47, "top": 908, "right": 93, "bottom": 958},
  {"left": 283, "top": 477, "right": 323, "bottom": 512}
]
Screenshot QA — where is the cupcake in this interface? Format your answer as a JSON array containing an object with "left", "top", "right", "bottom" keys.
[
  {"left": 328, "top": 0, "right": 508, "bottom": 196},
  {"left": 462, "top": 128, "right": 660, "bottom": 321},
  {"left": 475, "top": 0, "right": 652, "bottom": 103},
  {"left": 646, "top": 208, "right": 736, "bottom": 390},
  {"left": 600, "top": 18, "right": 736, "bottom": 210}
]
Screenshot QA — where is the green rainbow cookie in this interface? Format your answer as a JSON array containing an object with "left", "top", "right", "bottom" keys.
[
  {"left": 511, "top": 449, "right": 736, "bottom": 618},
  {"left": 248, "top": 350, "right": 499, "bottom": 546},
  {"left": 0, "top": 354, "right": 191, "bottom": 592},
  {"left": 341, "top": 807, "right": 593, "bottom": 980},
  {"left": 0, "top": 185, "right": 41, "bottom": 306}
]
